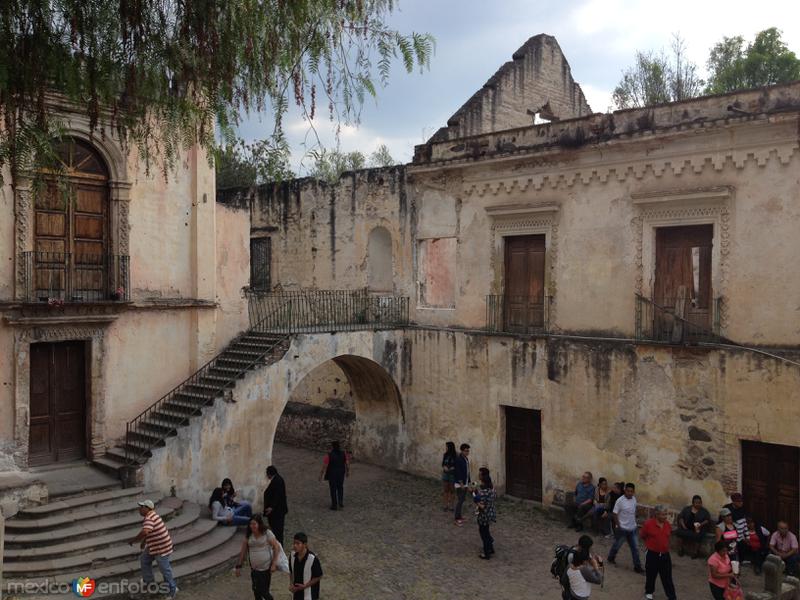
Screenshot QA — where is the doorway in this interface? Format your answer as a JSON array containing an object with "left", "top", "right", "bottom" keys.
[
  {"left": 505, "top": 406, "right": 542, "bottom": 501},
  {"left": 29, "top": 341, "right": 88, "bottom": 466},
  {"left": 503, "top": 234, "right": 546, "bottom": 332},
  {"left": 742, "top": 440, "right": 800, "bottom": 533}
]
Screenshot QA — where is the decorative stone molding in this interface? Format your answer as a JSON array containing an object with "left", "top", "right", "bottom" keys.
[
  {"left": 486, "top": 203, "right": 560, "bottom": 328},
  {"left": 12, "top": 324, "right": 110, "bottom": 468},
  {"left": 457, "top": 120, "right": 799, "bottom": 198},
  {"left": 631, "top": 186, "right": 732, "bottom": 329},
  {"left": 13, "top": 184, "right": 33, "bottom": 301}
]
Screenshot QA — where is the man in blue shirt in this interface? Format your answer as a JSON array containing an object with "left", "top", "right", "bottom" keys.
[{"left": 568, "top": 471, "right": 596, "bottom": 532}]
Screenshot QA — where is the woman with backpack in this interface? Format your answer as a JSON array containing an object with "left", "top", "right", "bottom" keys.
[
  {"left": 566, "top": 549, "right": 603, "bottom": 599},
  {"left": 474, "top": 467, "right": 497, "bottom": 559},
  {"left": 234, "top": 515, "right": 283, "bottom": 600},
  {"left": 441, "top": 441, "right": 457, "bottom": 512}
]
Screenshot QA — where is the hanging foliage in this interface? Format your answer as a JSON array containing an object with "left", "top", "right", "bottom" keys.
[{"left": 0, "top": 0, "right": 434, "bottom": 185}]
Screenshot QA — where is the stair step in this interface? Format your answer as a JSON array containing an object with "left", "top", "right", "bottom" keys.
[
  {"left": 138, "top": 421, "right": 179, "bottom": 437},
  {"left": 184, "top": 382, "right": 228, "bottom": 392},
  {"left": 91, "top": 455, "right": 125, "bottom": 477},
  {"left": 4, "top": 517, "right": 239, "bottom": 588},
  {"left": 162, "top": 397, "right": 207, "bottom": 412},
  {"left": 16, "top": 487, "right": 145, "bottom": 519},
  {"left": 4, "top": 508, "right": 216, "bottom": 577},
  {"left": 4, "top": 502, "right": 200, "bottom": 561},
  {"left": 223, "top": 348, "right": 267, "bottom": 357},
  {"left": 207, "top": 366, "right": 247, "bottom": 379},
  {"left": 175, "top": 390, "right": 220, "bottom": 401},
  {"left": 4, "top": 498, "right": 179, "bottom": 547},
  {"left": 126, "top": 431, "right": 167, "bottom": 448},
  {"left": 198, "top": 374, "right": 236, "bottom": 385},
  {"left": 216, "top": 356, "right": 264, "bottom": 366},
  {"left": 6, "top": 490, "right": 153, "bottom": 532}
]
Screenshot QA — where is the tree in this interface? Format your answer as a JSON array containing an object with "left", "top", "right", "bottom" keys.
[
  {"left": 613, "top": 34, "right": 703, "bottom": 109},
  {"left": 368, "top": 143, "right": 397, "bottom": 168},
  {"left": 215, "top": 138, "right": 295, "bottom": 189},
  {"left": 707, "top": 28, "right": 800, "bottom": 94},
  {"left": 307, "top": 148, "right": 366, "bottom": 183},
  {"left": 0, "top": 1, "right": 434, "bottom": 186}
]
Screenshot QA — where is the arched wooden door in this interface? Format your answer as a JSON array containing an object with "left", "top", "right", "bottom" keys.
[{"left": 34, "top": 139, "right": 110, "bottom": 301}]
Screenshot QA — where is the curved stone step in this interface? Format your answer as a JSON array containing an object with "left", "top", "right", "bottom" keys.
[
  {"left": 5, "top": 509, "right": 218, "bottom": 577},
  {"left": 4, "top": 498, "right": 179, "bottom": 547},
  {"left": 15, "top": 487, "right": 145, "bottom": 519},
  {"left": 7, "top": 489, "right": 148, "bottom": 530},
  {"left": 3, "top": 519, "right": 240, "bottom": 591},
  {"left": 3, "top": 502, "right": 200, "bottom": 561}
]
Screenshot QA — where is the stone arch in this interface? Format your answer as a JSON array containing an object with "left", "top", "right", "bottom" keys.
[{"left": 367, "top": 226, "right": 393, "bottom": 292}]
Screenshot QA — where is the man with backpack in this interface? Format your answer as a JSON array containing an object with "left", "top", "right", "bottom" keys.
[{"left": 552, "top": 535, "right": 603, "bottom": 600}]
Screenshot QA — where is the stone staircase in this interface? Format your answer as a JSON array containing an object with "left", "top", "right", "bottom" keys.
[
  {"left": 2, "top": 481, "right": 242, "bottom": 598},
  {"left": 92, "top": 331, "right": 291, "bottom": 478}
]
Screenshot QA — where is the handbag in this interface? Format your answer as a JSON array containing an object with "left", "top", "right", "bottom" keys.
[
  {"left": 275, "top": 542, "right": 290, "bottom": 573},
  {"left": 723, "top": 580, "right": 744, "bottom": 600}
]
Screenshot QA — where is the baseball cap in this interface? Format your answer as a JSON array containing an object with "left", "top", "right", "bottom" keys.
[
  {"left": 719, "top": 507, "right": 732, "bottom": 517},
  {"left": 137, "top": 499, "right": 155, "bottom": 510},
  {"left": 730, "top": 492, "right": 743, "bottom": 501}
]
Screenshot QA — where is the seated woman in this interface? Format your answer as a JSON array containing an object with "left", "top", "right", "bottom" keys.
[
  {"left": 675, "top": 495, "right": 711, "bottom": 558},
  {"left": 592, "top": 478, "right": 611, "bottom": 535},
  {"left": 210, "top": 483, "right": 252, "bottom": 526},
  {"left": 742, "top": 516, "right": 770, "bottom": 575}
]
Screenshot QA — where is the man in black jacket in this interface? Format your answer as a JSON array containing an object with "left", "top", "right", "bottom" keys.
[
  {"left": 453, "top": 443, "right": 471, "bottom": 526},
  {"left": 263, "top": 465, "right": 288, "bottom": 546}
]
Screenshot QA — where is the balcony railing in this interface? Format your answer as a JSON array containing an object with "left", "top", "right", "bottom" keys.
[
  {"left": 20, "top": 251, "right": 130, "bottom": 303},
  {"left": 486, "top": 295, "right": 550, "bottom": 334},
  {"left": 245, "top": 289, "right": 410, "bottom": 333},
  {"left": 635, "top": 294, "right": 723, "bottom": 344}
]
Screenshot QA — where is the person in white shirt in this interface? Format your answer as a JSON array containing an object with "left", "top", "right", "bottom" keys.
[
  {"left": 606, "top": 482, "right": 644, "bottom": 573},
  {"left": 567, "top": 549, "right": 604, "bottom": 599}
]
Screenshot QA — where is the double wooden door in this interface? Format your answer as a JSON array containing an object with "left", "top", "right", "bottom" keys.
[
  {"left": 29, "top": 342, "right": 87, "bottom": 466},
  {"left": 503, "top": 235, "right": 546, "bottom": 331},
  {"left": 505, "top": 407, "right": 543, "bottom": 501},
  {"left": 742, "top": 441, "right": 799, "bottom": 533}
]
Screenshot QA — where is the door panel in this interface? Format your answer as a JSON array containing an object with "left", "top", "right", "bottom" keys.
[
  {"left": 504, "top": 235, "right": 546, "bottom": 331},
  {"left": 28, "top": 342, "right": 87, "bottom": 466},
  {"left": 742, "top": 441, "right": 799, "bottom": 533},
  {"left": 505, "top": 407, "right": 543, "bottom": 501}
]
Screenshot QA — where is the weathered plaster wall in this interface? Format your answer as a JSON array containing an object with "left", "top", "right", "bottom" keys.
[
  {"left": 0, "top": 324, "right": 16, "bottom": 470},
  {"left": 142, "top": 328, "right": 800, "bottom": 517},
  {"left": 214, "top": 200, "right": 250, "bottom": 348},
  {"left": 429, "top": 34, "right": 592, "bottom": 142}
]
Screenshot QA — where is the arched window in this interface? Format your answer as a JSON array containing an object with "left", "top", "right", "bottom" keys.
[
  {"left": 33, "top": 139, "right": 112, "bottom": 301},
  {"left": 367, "top": 227, "right": 393, "bottom": 292}
]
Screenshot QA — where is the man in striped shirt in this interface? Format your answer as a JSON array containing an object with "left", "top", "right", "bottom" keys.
[{"left": 129, "top": 499, "right": 178, "bottom": 598}]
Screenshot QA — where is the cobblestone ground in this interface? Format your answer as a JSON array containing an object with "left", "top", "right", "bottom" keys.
[{"left": 184, "top": 444, "right": 757, "bottom": 600}]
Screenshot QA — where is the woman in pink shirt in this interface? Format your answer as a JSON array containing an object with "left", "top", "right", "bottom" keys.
[{"left": 707, "top": 540, "right": 736, "bottom": 600}]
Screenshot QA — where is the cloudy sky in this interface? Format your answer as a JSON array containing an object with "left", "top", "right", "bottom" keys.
[{"left": 238, "top": 0, "right": 800, "bottom": 172}]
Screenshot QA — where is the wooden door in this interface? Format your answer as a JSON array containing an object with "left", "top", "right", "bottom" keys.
[
  {"left": 504, "top": 235, "right": 546, "bottom": 331},
  {"left": 654, "top": 225, "right": 713, "bottom": 330},
  {"left": 29, "top": 342, "right": 87, "bottom": 466},
  {"left": 505, "top": 407, "right": 542, "bottom": 501},
  {"left": 34, "top": 140, "right": 109, "bottom": 301},
  {"left": 742, "top": 441, "right": 800, "bottom": 533}
]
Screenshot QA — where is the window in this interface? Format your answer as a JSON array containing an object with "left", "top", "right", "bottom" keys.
[
  {"left": 250, "top": 237, "right": 271, "bottom": 291},
  {"left": 367, "top": 227, "right": 393, "bottom": 292}
]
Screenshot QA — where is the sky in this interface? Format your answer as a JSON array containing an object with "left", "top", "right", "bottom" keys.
[{"left": 237, "top": 0, "right": 800, "bottom": 173}]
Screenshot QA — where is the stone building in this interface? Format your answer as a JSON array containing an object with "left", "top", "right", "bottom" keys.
[{"left": 2, "top": 32, "right": 800, "bottom": 556}]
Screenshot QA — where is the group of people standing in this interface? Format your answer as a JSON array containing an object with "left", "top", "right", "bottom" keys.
[
  {"left": 563, "top": 472, "right": 800, "bottom": 600},
  {"left": 441, "top": 441, "right": 498, "bottom": 559},
  {"left": 128, "top": 441, "right": 353, "bottom": 600}
]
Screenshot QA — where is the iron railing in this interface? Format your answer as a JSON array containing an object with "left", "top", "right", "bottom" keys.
[
  {"left": 246, "top": 290, "right": 410, "bottom": 332},
  {"left": 20, "top": 251, "right": 130, "bottom": 303},
  {"left": 486, "top": 295, "right": 550, "bottom": 334},
  {"left": 124, "top": 316, "right": 290, "bottom": 466},
  {"left": 125, "top": 291, "right": 409, "bottom": 466},
  {"left": 635, "top": 294, "right": 723, "bottom": 343}
]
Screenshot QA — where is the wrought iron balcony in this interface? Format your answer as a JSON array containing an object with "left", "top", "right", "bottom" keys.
[
  {"left": 635, "top": 294, "right": 723, "bottom": 344},
  {"left": 486, "top": 295, "right": 550, "bottom": 334},
  {"left": 245, "top": 289, "right": 410, "bottom": 333},
  {"left": 20, "top": 251, "right": 130, "bottom": 303}
]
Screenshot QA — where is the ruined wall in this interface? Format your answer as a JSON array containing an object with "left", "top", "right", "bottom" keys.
[
  {"left": 214, "top": 199, "right": 250, "bottom": 346},
  {"left": 141, "top": 327, "right": 800, "bottom": 518},
  {"left": 274, "top": 360, "right": 355, "bottom": 451},
  {"left": 429, "top": 34, "right": 592, "bottom": 142}
]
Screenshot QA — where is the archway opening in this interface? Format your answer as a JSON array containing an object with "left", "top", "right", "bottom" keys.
[{"left": 275, "top": 354, "right": 405, "bottom": 469}]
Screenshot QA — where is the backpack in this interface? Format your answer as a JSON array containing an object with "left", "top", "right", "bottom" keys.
[{"left": 550, "top": 544, "right": 572, "bottom": 585}]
